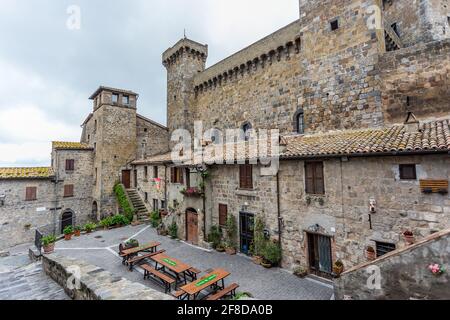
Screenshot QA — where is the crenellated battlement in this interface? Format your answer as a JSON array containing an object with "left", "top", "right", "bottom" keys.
[
  {"left": 162, "top": 38, "right": 208, "bottom": 68},
  {"left": 193, "top": 20, "right": 301, "bottom": 95}
]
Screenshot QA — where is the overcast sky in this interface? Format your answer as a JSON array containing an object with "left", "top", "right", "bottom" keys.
[{"left": 0, "top": 0, "right": 298, "bottom": 167}]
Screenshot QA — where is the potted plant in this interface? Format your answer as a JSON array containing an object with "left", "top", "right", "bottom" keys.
[
  {"left": 216, "top": 243, "right": 226, "bottom": 253},
  {"left": 100, "top": 217, "right": 112, "bottom": 230},
  {"left": 63, "top": 226, "right": 74, "bottom": 241},
  {"left": 366, "top": 246, "right": 376, "bottom": 261},
  {"left": 74, "top": 226, "right": 82, "bottom": 237},
  {"left": 262, "top": 240, "right": 282, "bottom": 268},
  {"left": 225, "top": 216, "right": 237, "bottom": 255},
  {"left": 207, "top": 226, "right": 222, "bottom": 250},
  {"left": 84, "top": 222, "right": 96, "bottom": 234},
  {"left": 150, "top": 211, "right": 161, "bottom": 228},
  {"left": 41, "top": 235, "right": 57, "bottom": 254},
  {"left": 294, "top": 266, "right": 308, "bottom": 278},
  {"left": 168, "top": 221, "right": 178, "bottom": 239},
  {"left": 253, "top": 216, "right": 266, "bottom": 264},
  {"left": 124, "top": 239, "right": 139, "bottom": 250},
  {"left": 157, "top": 223, "right": 168, "bottom": 236},
  {"left": 333, "top": 260, "right": 344, "bottom": 277},
  {"left": 403, "top": 230, "right": 415, "bottom": 245}
]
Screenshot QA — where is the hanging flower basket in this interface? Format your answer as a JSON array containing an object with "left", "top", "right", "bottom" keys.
[
  {"left": 429, "top": 264, "right": 445, "bottom": 276},
  {"left": 180, "top": 187, "right": 204, "bottom": 198}
]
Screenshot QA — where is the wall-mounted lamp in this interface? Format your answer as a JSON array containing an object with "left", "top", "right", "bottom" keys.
[{"left": 0, "top": 194, "right": 6, "bottom": 206}]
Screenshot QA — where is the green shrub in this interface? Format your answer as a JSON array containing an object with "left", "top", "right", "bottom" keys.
[
  {"left": 168, "top": 222, "right": 178, "bottom": 239},
  {"left": 100, "top": 217, "right": 113, "bottom": 228},
  {"left": 263, "top": 241, "right": 282, "bottom": 265},
  {"left": 225, "top": 216, "right": 237, "bottom": 249},
  {"left": 63, "top": 226, "right": 73, "bottom": 235},
  {"left": 42, "top": 235, "right": 57, "bottom": 246},
  {"left": 150, "top": 211, "right": 161, "bottom": 228},
  {"left": 114, "top": 183, "right": 135, "bottom": 221},
  {"left": 111, "top": 214, "right": 130, "bottom": 226},
  {"left": 254, "top": 216, "right": 266, "bottom": 257},
  {"left": 84, "top": 222, "right": 97, "bottom": 232},
  {"left": 126, "top": 239, "right": 139, "bottom": 247},
  {"left": 208, "top": 225, "right": 222, "bottom": 249}
]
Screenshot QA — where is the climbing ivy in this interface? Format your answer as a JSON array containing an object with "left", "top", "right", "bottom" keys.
[{"left": 114, "top": 183, "right": 135, "bottom": 221}]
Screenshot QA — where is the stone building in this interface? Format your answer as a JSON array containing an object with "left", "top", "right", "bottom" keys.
[{"left": 133, "top": 0, "right": 450, "bottom": 276}]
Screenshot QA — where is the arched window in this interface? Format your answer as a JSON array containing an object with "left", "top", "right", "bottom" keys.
[
  {"left": 242, "top": 122, "right": 253, "bottom": 141},
  {"left": 294, "top": 109, "right": 305, "bottom": 134}
]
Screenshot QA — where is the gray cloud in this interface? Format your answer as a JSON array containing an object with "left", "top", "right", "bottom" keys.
[{"left": 0, "top": 0, "right": 298, "bottom": 167}]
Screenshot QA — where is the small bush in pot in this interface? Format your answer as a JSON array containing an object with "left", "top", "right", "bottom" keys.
[
  {"left": 150, "top": 211, "right": 161, "bottom": 228},
  {"left": 42, "top": 235, "right": 57, "bottom": 254},
  {"left": 100, "top": 217, "right": 113, "bottom": 229},
  {"left": 207, "top": 225, "right": 222, "bottom": 249},
  {"left": 333, "top": 260, "right": 344, "bottom": 277},
  {"left": 84, "top": 222, "right": 96, "bottom": 233},
  {"left": 74, "top": 226, "right": 82, "bottom": 237},
  {"left": 403, "top": 230, "right": 415, "bottom": 245},
  {"left": 225, "top": 216, "right": 237, "bottom": 255},
  {"left": 216, "top": 243, "right": 226, "bottom": 252},
  {"left": 124, "top": 239, "right": 139, "bottom": 249},
  {"left": 366, "top": 246, "right": 376, "bottom": 261},
  {"left": 111, "top": 214, "right": 130, "bottom": 227},
  {"left": 63, "top": 226, "right": 74, "bottom": 241},
  {"left": 294, "top": 266, "right": 308, "bottom": 278},
  {"left": 168, "top": 221, "right": 178, "bottom": 239},
  {"left": 262, "top": 241, "right": 282, "bottom": 268}
]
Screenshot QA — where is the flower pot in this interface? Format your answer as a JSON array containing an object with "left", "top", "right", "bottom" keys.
[
  {"left": 43, "top": 243, "right": 55, "bottom": 254},
  {"left": 366, "top": 250, "right": 376, "bottom": 261},
  {"left": 226, "top": 248, "right": 237, "bottom": 255},
  {"left": 216, "top": 247, "right": 225, "bottom": 253},
  {"left": 404, "top": 235, "right": 415, "bottom": 245},
  {"left": 74, "top": 230, "right": 81, "bottom": 237},
  {"left": 64, "top": 234, "right": 73, "bottom": 241},
  {"left": 252, "top": 256, "right": 263, "bottom": 265},
  {"left": 333, "top": 265, "right": 344, "bottom": 276},
  {"left": 261, "top": 262, "right": 272, "bottom": 269}
]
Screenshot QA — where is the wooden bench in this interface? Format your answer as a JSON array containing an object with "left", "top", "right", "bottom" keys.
[
  {"left": 141, "top": 264, "right": 176, "bottom": 294},
  {"left": 126, "top": 250, "right": 166, "bottom": 271},
  {"left": 186, "top": 267, "right": 201, "bottom": 281},
  {"left": 173, "top": 290, "right": 188, "bottom": 300},
  {"left": 206, "top": 283, "right": 239, "bottom": 301}
]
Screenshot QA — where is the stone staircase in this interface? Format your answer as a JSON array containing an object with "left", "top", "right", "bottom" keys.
[
  {"left": 0, "top": 253, "right": 68, "bottom": 300},
  {"left": 384, "top": 20, "right": 403, "bottom": 52},
  {"left": 126, "top": 189, "right": 149, "bottom": 221}
]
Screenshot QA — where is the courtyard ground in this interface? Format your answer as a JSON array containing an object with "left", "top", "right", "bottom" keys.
[{"left": 53, "top": 224, "right": 334, "bottom": 300}]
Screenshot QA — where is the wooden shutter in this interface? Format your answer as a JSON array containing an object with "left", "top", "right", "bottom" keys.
[
  {"left": 64, "top": 185, "right": 74, "bottom": 197},
  {"left": 26, "top": 187, "right": 37, "bottom": 201},
  {"left": 314, "top": 162, "right": 324, "bottom": 194},
  {"left": 305, "top": 163, "right": 315, "bottom": 194},
  {"left": 171, "top": 167, "right": 175, "bottom": 183},
  {"left": 179, "top": 168, "right": 184, "bottom": 184},
  {"left": 66, "top": 159, "right": 74, "bottom": 171},
  {"left": 219, "top": 204, "right": 228, "bottom": 226},
  {"left": 239, "top": 164, "right": 253, "bottom": 189},
  {"left": 185, "top": 168, "right": 190, "bottom": 188}
]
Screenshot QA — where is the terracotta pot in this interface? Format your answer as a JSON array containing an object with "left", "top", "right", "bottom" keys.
[
  {"left": 64, "top": 234, "right": 73, "bottom": 241},
  {"left": 216, "top": 247, "right": 225, "bottom": 253},
  {"left": 261, "top": 262, "right": 272, "bottom": 269},
  {"left": 252, "top": 256, "right": 263, "bottom": 265},
  {"left": 226, "top": 248, "right": 237, "bottom": 255},
  {"left": 74, "top": 230, "right": 81, "bottom": 237},
  {"left": 43, "top": 243, "right": 55, "bottom": 254},
  {"left": 333, "top": 265, "right": 344, "bottom": 275},
  {"left": 366, "top": 250, "right": 376, "bottom": 261},
  {"left": 404, "top": 235, "right": 415, "bottom": 245}
]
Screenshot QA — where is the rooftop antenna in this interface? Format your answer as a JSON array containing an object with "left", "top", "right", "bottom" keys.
[{"left": 184, "top": 29, "right": 187, "bottom": 39}]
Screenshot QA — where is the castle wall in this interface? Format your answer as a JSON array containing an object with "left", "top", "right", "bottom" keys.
[
  {"left": 380, "top": 39, "right": 450, "bottom": 124},
  {"left": 136, "top": 116, "right": 169, "bottom": 160}
]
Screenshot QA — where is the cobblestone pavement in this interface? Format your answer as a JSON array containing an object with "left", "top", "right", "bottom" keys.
[
  {"left": 0, "top": 247, "right": 69, "bottom": 300},
  {"left": 55, "top": 224, "right": 334, "bottom": 300}
]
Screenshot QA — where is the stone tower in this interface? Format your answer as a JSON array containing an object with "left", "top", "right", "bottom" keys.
[
  {"left": 88, "top": 87, "right": 138, "bottom": 217},
  {"left": 163, "top": 38, "right": 208, "bottom": 138}
]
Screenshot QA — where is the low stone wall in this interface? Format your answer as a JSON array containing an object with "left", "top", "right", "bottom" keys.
[
  {"left": 334, "top": 229, "right": 450, "bottom": 300},
  {"left": 42, "top": 254, "right": 173, "bottom": 300}
]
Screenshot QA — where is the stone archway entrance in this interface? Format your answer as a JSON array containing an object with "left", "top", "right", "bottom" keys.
[
  {"left": 185, "top": 208, "right": 199, "bottom": 245},
  {"left": 61, "top": 210, "right": 74, "bottom": 234}
]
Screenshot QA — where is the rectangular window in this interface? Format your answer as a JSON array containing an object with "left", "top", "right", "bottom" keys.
[
  {"left": 65, "top": 159, "right": 75, "bottom": 171},
  {"left": 330, "top": 19, "right": 339, "bottom": 31},
  {"left": 144, "top": 166, "right": 148, "bottom": 180},
  {"left": 161, "top": 200, "right": 166, "bottom": 209},
  {"left": 153, "top": 199, "right": 159, "bottom": 211},
  {"left": 219, "top": 204, "right": 228, "bottom": 227},
  {"left": 153, "top": 166, "right": 158, "bottom": 179},
  {"left": 399, "top": 164, "right": 417, "bottom": 180},
  {"left": 185, "top": 168, "right": 191, "bottom": 189},
  {"left": 170, "top": 167, "right": 184, "bottom": 184},
  {"left": 95, "top": 168, "right": 98, "bottom": 185},
  {"left": 376, "top": 242, "right": 396, "bottom": 257},
  {"left": 122, "top": 95, "right": 130, "bottom": 105},
  {"left": 64, "top": 185, "right": 74, "bottom": 198},
  {"left": 144, "top": 192, "right": 148, "bottom": 202},
  {"left": 25, "top": 187, "right": 37, "bottom": 201},
  {"left": 112, "top": 93, "right": 119, "bottom": 104},
  {"left": 239, "top": 164, "right": 253, "bottom": 190},
  {"left": 305, "top": 162, "right": 325, "bottom": 195}
]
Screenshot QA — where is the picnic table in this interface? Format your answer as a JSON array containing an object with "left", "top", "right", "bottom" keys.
[
  {"left": 151, "top": 253, "right": 193, "bottom": 286},
  {"left": 179, "top": 269, "right": 230, "bottom": 300},
  {"left": 120, "top": 242, "right": 161, "bottom": 265}
]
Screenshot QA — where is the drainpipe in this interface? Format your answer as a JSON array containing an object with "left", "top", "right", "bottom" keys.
[
  {"left": 164, "top": 164, "right": 168, "bottom": 208},
  {"left": 276, "top": 171, "right": 282, "bottom": 246},
  {"left": 202, "top": 174, "right": 206, "bottom": 239}
]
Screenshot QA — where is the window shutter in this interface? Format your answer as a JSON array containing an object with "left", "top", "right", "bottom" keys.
[
  {"left": 66, "top": 159, "right": 75, "bottom": 171},
  {"left": 246, "top": 165, "right": 253, "bottom": 189},
  {"left": 219, "top": 204, "right": 228, "bottom": 226},
  {"left": 64, "top": 185, "right": 74, "bottom": 197},
  {"left": 171, "top": 168, "right": 175, "bottom": 183},
  {"left": 315, "top": 162, "right": 324, "bottom": 194},
  {"left": 25, "top": 187, "right": 31, "bottom": 201},
  {"left": 239, "top": 165, "right": 246, "bottom": 189},
  {"left": 31, "top": 187, "right": 37, "bottom": 200},
  {"left": 305, "top": 163, "right": 315, "bottom": 194},
  {"left": 179, "top": 168, "right": 184, "bottom": 184}
]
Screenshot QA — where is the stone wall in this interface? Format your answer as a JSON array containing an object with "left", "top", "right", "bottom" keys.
[
  {"left": 380, "top": 39, "right": 450, "bottom": 124},
  {"left": 334, "top": 228, "right": 450, "bottom": 300},
  {"left": 136, "top": 115, "right": 169, "bottom": 160},
  {"left": 134, "top": 164, "right": 167, "bottom": 212},
  {"left": 42, "top": 254, "right": 173, "bottom": 300}
]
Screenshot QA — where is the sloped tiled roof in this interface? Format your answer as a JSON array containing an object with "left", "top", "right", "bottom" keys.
[
  {"left": 282, "top": 119, "right": 450, "bottom": 158},
  {"left": 0, "top": 167, "right": 54, "bottom": 180},
  {"left": 132, "top": 152, "right": 174, "bottom": 165},
  {"left": 52, "top": 141, "right": 92, "bottom": 150}
]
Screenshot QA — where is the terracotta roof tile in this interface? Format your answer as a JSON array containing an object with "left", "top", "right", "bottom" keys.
[
  {"left": 52, "top": 141, "right": 92, "bottom": 150},
  {"left": 0, "top": 167, "right": 54, "bottom": 179},
  {"left": 282, "top": 119, "right": 450, "bottom": 158}
]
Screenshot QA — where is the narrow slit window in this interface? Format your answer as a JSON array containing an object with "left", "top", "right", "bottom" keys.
[{"left": 330, "top": 19, "right": 339, "bottom": 31}]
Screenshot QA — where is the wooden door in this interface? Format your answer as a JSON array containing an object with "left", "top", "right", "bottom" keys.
[
  {"left": 133, "top": 170, "right": 138, "bottom": 188},
  {"left": 307, "top": 233, "right": 333, "bottom": 279},
  {"left": 239, "top": 212, "right": 254, "bottom": 255},
  {"left": 186, "top": 210, "right": 199, "bottom": 245},
  {"left": 122, "top": 170, "right": 131, "bottom": 189}
]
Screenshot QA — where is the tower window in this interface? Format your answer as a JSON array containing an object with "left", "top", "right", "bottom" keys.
[
  {"left": 295, "top": 110, "right": 305, "bottom": 134},
  {"left": 122, "top": 95, "right": 130, "bottom": 105},
  {"left": 330, "top": 19, "right": 339, "bottom": 31},
  {"left": 242, "top": 122, "right": 252, "bottom": 141},
  {"left": 112, "top": 93, "right": 119, "bottom": 104}
]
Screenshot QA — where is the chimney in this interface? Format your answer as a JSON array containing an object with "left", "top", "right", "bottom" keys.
[{"left": 404, "top": 112, "right": 420, "bottom": 133}]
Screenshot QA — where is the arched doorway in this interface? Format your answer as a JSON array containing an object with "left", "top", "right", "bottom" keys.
[
  {"left": 61, "top": 210, "right": 74, "bottom": 234},
  {"left": 185, "top": 208, "right": 199, "bottom": 245},
  {"left": 92, "top": 201, "right": 98, "bottom": 220}
]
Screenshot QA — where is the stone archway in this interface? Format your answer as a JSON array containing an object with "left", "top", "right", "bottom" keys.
[{"left": 61, "top": 210, "right": 74, "bottom": 234}]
